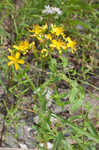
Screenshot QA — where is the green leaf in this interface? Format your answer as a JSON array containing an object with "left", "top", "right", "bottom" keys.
[
  {"left": 0, "top": 28, "right": 10, "bottom": 38},
  {"left": 63, "top": 119, "right": 99, "bottom": 143},
  {"left": 54, "top": 132, "right": 64, "bottom": 150},
  {"left": 62, "top": 139, "right": 73, "bottom": 150},
  {"left": 49, "top": 58, "right": 57, "bottom": 73},
  {"left": 69, "top": 81, "right": 85, "bottom": 112},
  {"left": 60, "top": 56, "right": 68, "bottom": 68},
  {"left": 69, "top": 19, "right": 90, "bottom": 29},
  {"left": 85, "top": 117, "right": 98, "bottom": 137},
  {"left": 96, "top": 50, "right": 99, "bottom": 53}
]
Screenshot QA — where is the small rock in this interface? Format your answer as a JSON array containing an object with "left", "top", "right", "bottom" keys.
[
  {"left": 45, "top": 88, "right": 53, "bottom": 101},
  {"left": 46, "top": 88, "right": 53, "bottom": 108},
  {"left": 40, "top": 143, "right": 44, "bottom": 147},
  {"left": 26, "top": 113, "right": 34, "bottom": 123},
  {"left": 19, "top": 143, "right": 28, "bottom": 150},
  {"left": 24, "top": 126, "right": 32, "bottom": 138},
  {"left": 5, "top": 135, "right": 18, "bottom": 147},
  {"left": 16, "top": 127, "right": 24, "bottom": 140},
  {"left": 25, "top": 138, "right": 36, "bottom": 149},
  {"left": 50, "top": 116, "right": 57, "bottom": 123},
  {"left": 54, "top": 106, "right": 63, "bottom": 114},
  {"left": 46, "top": 100, "right": 53, "bottom": 108},
  {"left": 47, "top": 142, "right": 53, "bottom": 149},
  {"left": 33, "top": 116, "right": 39, "bottom": 124},
  {"left": 50, "top": 116, "right": 58, "bottom": 128}
]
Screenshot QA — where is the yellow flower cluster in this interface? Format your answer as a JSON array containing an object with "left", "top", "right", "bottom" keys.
[
  {"left": 8, "top": 24, "right": 77, "bottom": 70},
  {"left": 8, "top": 52, "right": 24, "bottom": 70},
  {"left": 29, "top": 24, "right": 77, "bottom": 55}
]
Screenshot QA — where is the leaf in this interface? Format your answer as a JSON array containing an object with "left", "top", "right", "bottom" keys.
[
  {"left": 85, "top": 117, "right": 98, "bottom": 137},
  {"left": 96, "top": 50, "right": 99, "bottom": 53},
  {"left": 54, "top": 132, "right": 64, "bottom": 150},
  {"left": 55, "top": 115, "right": 99, "bottom": 143},
  {"left": 63, "top": 119, "right": 99, "bottom": 143},
  {"left": 69, "top": 81, "right": 85, "bottom": 112},
  {"left": 69, "top": 19, "right": 90, "bottom": 29},
  {"left": 60, "top": 56, "right": 68, "bottom": 68},
  {"left": 63, "top": 139, "right": 73, "bottom": 150},
  {"left": 0, "top": 28, "right": 11, "bottom": 38},
  {"left": 49, "top": 58, "right": 57, "bottom": 73}
]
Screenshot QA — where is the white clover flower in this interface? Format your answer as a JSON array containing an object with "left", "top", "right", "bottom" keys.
[
  {"left": 42, "top": 5, "right": 53, "bottom": 14},
  {"left": 42, "top": 5, "right": 62, "bottom": 15},
  {"left": 52, "top": 7, "right": 62, "bottom": 15}
]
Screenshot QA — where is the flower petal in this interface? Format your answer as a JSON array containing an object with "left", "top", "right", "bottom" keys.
[
  {"left": 16, "top": 52, "right": 20, "bottom": 59},
  {"left": 8, "top": 61, "right": 14, "bottom": 66},
  {"left": 8, "top": 56, "right": 15, "bottom": 60},
  {"left": 13, "top": 45, "right": 19, "bottom": 49},
  {"left": 18, "top": 59, "right": 24, "bottom": 64},
  {"left": 14, "top": 63, "right": 19, "bottom": 70}
]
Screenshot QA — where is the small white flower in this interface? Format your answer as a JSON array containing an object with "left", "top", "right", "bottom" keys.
[
  {"left": 42, "top": 5, "right": 62, "bottom": 15},
  {"left": 52, "top": 7, "right": 62, "bottom": 15}
]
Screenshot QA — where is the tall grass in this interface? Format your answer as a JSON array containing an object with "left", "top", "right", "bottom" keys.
[{"left": 0, "top": 0, "right": 99, "bottom": 149}]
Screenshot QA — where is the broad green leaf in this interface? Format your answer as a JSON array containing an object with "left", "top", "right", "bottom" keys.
[{"left": 69, "top": 81, "right": 85, "bottom": 112}]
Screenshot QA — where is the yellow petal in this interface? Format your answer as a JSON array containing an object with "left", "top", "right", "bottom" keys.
[
  {"left": 14, "top": 63, "right": 19, "bottom": 70},
  {"left": 8, "top": 48, "right": 13, "bottom": 55},
  {"left": 18, "top": 59, "right": 24, "bottom": 64},
  {"left": 15, "top": 52, "right": 20, "bottom": 59},
  {"left": 13, "top": 45, "right": 18, "bottom": 49},
  {"left": 42, "top": 24, "right": 48, "bottom": 31},
  {"left": 8, "top": 61, "right": 14, "bottom": 66},
  {"left": 24, "top": 40, "right": 29, "bottom": 45},
  {"left": 28, "top": 29, "right": 34, "bottom": 32},
  {"left": 50, "top": 44, "right": 55, "bottom": 48},
  {"left": 59, "top": 50, "right": 62, "bottom": 54},
  {"left": 8, "top": 56, "right": 15, "bottom": 60}
]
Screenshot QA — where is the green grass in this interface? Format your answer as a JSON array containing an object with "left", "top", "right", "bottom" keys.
[{"left": 0, "top": 0, "right": 99, "bottom": 149}]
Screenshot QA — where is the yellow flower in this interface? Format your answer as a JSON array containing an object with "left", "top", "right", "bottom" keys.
[
  {"left": 29, "top": 24, "right": 48, "bottom": 41},
  {"left": 50, "top": 39, "right": 66, "bottom": 51},
  {"left": 8, "top": 52, "right": 24, "bottom": 70},
  {"left": 51, "top": 24, "right": 64, "bottom": 36},
  {"left": 41, "top": 49, "right": 48, "bottom": 57},
  {"left": 29, "top": 24, "right": 48, "bottom": 34},
  {"left": 30, "top": 41, "right": 36, "bottom": 49},
  {"left": 29, "top": 24, "right": 41, "bottom": 35},
  {"left": 62, "top": 33, "right": 66, "bottom": 39},
  {"left": 8, "top": 48, "right": 13, "bottom": 55},
  {"left": 66, "top": 37, "right": 77, "bottom": 53},
  {"left": 13, "top": 40, "right": 30, "bottom": 55},
  {"left": 45, "top": 34, "right": 52, "bottom": 40},
  {"left": 41, "top": 24, "right": 48, "bottom": 32}
]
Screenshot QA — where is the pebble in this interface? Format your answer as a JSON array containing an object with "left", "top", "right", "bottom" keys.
[
  {"left": 5, "top": 135, "right": 18, "bottom": 148},
  {"left": 25, "top": 138, "right": 36, "bottom": 149},
  {"left": 47, "top": 142, "right": 53, "bottom": 149},
  {"left": 33, "top": 116, "right": 39, "bottom": 124},
  {"left": 16, "top": 127, "right": 24, "bottom": 140},
  {"left": 54, "top": 106, "right": 63, "bottom": 114},
  {"left": 19, "top": 143, "right": 28, "bottom": 150}
]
